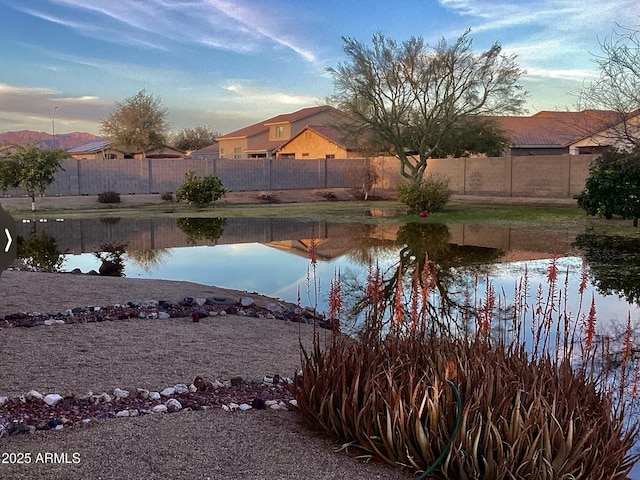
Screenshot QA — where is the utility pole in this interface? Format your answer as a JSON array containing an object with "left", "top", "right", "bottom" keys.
[{"left": 51, "top": 106, "right": 58, "bottom": 147}]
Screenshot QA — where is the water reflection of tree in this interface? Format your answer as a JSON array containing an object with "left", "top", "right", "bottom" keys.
[
  {"left": 17, "top": 224, "right": 65, "bottom": 271},
  {"left": 347, "top": 222, "right": 503, "bottom": 334},
  {"left": 176, "top": 217, "right": 227, "bottom": 245},
  {"left": 574, "top": 231, "right": 640, "bottom": 305},
  {"left": 94, "top": 242, "right": 127, "bottom": 277},
  {"left": 126, "top": 249, "right": 171, "bottom": 272}
]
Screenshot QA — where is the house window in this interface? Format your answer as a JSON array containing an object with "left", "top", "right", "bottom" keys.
[
  {"left": 275, "top": 126, "right": 284, "bottom": 138},
  {"left": 302, "top": 153, "right": 309, "bottom": 157},
  {"left": 234, "top": 147, "right": 242, "bottom": 154},
  {"left": 279, "top": 153, "right": 295, "bottom": 159},
  {"left": 325, "top": 154, "right": 335, "bottom": 159},
  {"left": 220, "top": 148, "right": 224, "bottom": 155}
]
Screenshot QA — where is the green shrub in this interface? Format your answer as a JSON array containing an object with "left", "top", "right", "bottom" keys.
[
  {"left": 397, "top": 174, "right": 452, "bottom": 214},
  {"left": 175, "top": 171, "right": 227, "bottom": 206},
  {"left": 98, "top": 191, "right": 121, "bottom": 203}
]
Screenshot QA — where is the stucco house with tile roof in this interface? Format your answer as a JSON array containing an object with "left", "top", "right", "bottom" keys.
[
  {"left": 495, "top": 110, "right": 635, "bottom": 156},
  {"left": 273, "top": 125, "right": 367, "bottom": 159},
  {"left": 217, "top": 106, "right": 356, "bottom": 159}
]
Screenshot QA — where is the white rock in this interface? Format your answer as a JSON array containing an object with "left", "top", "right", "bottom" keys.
[
  {"left": 93, "top": 306, "right": 101, "bottom": 312},
  {"left": 212, "top": 380, "right": 225, "bottom": 388},
  {"left": 228, "top": 402, "right": 239, "bottom": 411},
  {"left": 160, "top": 387, "right": 175, "bottom": 397},
  {"left": 219, "top": 310, "right": 227, "bottom": 316},
  {"left": 142, "top": 300, "right": 158, "bottom": 307},
  {"left": 128, "top": 409, "right": 139, "bottom": 417},
  {"left": 208, "top": 311, "right": 218, "bottom": 317},
  {"left": 54, "top": 319, "right": 65, "bottom": 325},
  {"left": 264, "top": 400, "right": 278, "bottom": 407},
  {"left": 115, "top": 410, "right": 130, "bottom": 417},
  {"left": 74, "top": 390, "right": 93, "bottom": 401},
  {"left": 99, "top": 393, "right": 113, "bottom": 403},
  {"left": 152, "top": 404, "right": 168, "bottom": 414},
  {"left": 54, "top": 424, "right": 64, "bottom": 430},
  {"left": 149, "top": 392, "right": 161, "bottom": 401},
  {"left": 195, "top": 298, "right": 206, "bottom": 306},
  {"left": 0, "top": 396, "right": 8, "bottom": 406},
  {"left": 270, "top": 403, "right": 283, "bottom": 410},
  {"left": 158, "top": 312, "right": 170, "bottom": 319},
  {"left": 289, "top": 399, "right": 298, "bottom": 407},
  {"left": 165, "top": 398, "right": 182, "bottom": 412},
  {"left": 43, "top": 393, "right": 63, "bottom": 406},
  {"left": 44, "top": 319, "right": 56, "bottom": 326},
  {"left": 148, "top": 312, "right": 158, "bottom": 319},
  {"left": 173, "top": 384, "right": 189, "bottom": 394},
  {"left": 189, "top": 384, "right": 197, "bottom": 393},
  {"left": 18, "top": 395, "right": 26, "bottom": 403},
  {"left": 221, "top": 404, "right": 230, "bottom": 412},
  {"left": 136, "top": 388, "right": 149, "bottom": 399},
  {"left": 26, "top": 390, "right": 44, "bottom": 402},
  {"left": 238, "top": 403, "right": 252, "bottom": 411},
  {"left": 113, "top": 388, "right": 129, "bottom": 399},
  {"left": 240, "top": 297, "right": 254, "bottom": 307}
]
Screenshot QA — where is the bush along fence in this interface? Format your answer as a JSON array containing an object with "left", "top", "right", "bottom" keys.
[{"left": 1, "top": 153, "right": 598, "bottom": 199}]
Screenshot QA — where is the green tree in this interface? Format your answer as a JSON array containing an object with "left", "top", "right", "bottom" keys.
[
  {"left": 100, "top": 89, "right": 169, "bottom": 157},
  {"left": 576, "top": 147, "right": 640, "bottom": 226},
  {"left": 328, "top": 30, "right": 526, "bottom": 185},
  {"left": 1, "top": 144, "right": 66, "bottom": 210},
  {"left": 172, "top": 125, "right": 219, "bottom": 152},
  {"left": 175, "top": 171, "right": 227, "bottom": 207}
]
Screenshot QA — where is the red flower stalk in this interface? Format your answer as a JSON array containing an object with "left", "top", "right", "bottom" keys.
[
  {"left": 392, "top": 266, "right": 404, "bottom": 327},
  {"left": 632, "top": 362, "right": 640, "bottom": 399},
  {"left": 309, "top": 228, "right": 318, "bottom": 265},
  {"left": 328, "top": 268, "right": 342, "bottom": 334},
  {"left": 409, "top": 274, "right": 419, "bottom": 333},
  {"left": 583, "top": 294, "right": 597, "bottom": 350},
  {"left": 578, "top": 258, "right": 588, "bottom": 295},
  {"left": 547, "top": 254, "right": 558, "bottom": 284},
  {"left": 623, "top": 313, "right": 633, "bottom": 364}
]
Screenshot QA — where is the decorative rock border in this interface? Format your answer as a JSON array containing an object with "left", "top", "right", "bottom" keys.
[
  {"left": 0, "top": 375, "right": 297, "bottom": 438},
  {"left": 2, "top": 293, "right": 330, "bottom": 330}
]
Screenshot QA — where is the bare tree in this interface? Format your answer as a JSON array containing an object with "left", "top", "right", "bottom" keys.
[
  {"left": 328, "top": 30, "right": 527, "bottom": 185},
  {"left": 172, "top": 125, "right": 220, "bottom": 152},
  {"left": 100, "top": 89, "right": 169, "bottom": 157},
  {"left": 578, "top": 24, "right": 640, "bottom": 148}
]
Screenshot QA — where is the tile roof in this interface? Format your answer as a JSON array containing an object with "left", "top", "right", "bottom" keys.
[
  {"left": 218, "top": 105, "right": 336, "bottom": 139},
  {"left": 495, "top": 110, "right": 625, "bottom": 148}
]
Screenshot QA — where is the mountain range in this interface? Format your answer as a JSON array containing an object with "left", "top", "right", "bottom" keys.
[{"left": 0, "top": 130, "right": 103, "bottom": 149}]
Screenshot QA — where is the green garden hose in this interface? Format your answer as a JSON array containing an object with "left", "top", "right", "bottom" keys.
[{"left": 415, "top": 380, "right": 463, "bottom": 480}]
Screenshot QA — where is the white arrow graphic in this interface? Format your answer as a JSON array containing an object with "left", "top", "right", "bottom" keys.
[{"left": 4, "top": 228, "right": 11, "bottom": 253}]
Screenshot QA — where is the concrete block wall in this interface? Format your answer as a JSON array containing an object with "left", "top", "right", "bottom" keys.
[{"left": 2, "top": 153, "right": 598, "bottom": 199}]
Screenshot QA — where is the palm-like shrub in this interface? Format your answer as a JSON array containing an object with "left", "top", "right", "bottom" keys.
[{"left": 288, "top": 261, "right": 639, "bottom": 479}]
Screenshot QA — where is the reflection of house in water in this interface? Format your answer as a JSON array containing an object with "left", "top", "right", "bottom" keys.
[{"left": 264, "top": 238, "right": 357, "bottom": 262}]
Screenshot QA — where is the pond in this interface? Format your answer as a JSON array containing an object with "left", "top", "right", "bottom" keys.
[{"left": 13, "top": 216, "right": 640, "bottom": 332}]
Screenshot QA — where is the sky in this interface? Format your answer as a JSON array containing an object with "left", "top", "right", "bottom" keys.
[{"left": 0, "top": 0, "right": 638, "bottom": 137}]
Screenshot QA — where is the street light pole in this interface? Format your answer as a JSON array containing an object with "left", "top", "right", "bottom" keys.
[{"left": 51, "top": 106, "right": 58, "bottom": 148}]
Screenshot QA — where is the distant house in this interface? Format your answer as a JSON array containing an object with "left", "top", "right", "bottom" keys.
[
  {"left": 495, "top": 110, "right": 635, "bottom": 156},
  {"left": 134, "top": 145, "right": 185, "bottom": 159},
  {"left": 217, "top": 105, "right": 356, "bottom": 159},
  {"left": 189, "top": 142, "right": 219, "bottom": 160},
  {"left": 68, "top": 142, "right": 184, "bottom": 159},
  {"left": 67, "top": 141, "right": 126, "bottom": 160},
  {"left": 274, "top": 125, "right": 366, "bottom": 159}
]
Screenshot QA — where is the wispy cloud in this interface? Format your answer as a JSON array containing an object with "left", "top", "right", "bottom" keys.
[
  {"left": 222, "top": 81, "right": 322, "bottom": 107},
  {"left": 28, "top": 0, "right": 318, "bottom": 61}
]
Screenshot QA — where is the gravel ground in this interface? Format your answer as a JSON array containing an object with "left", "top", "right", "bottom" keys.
[{"left": 0, "top": 270, "right": 411, "bottom": 480}]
